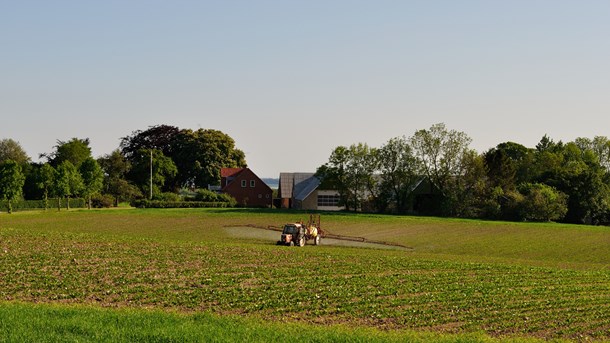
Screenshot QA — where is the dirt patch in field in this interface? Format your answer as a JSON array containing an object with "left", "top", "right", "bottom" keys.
[{"left": 223, "top": 226, "right": 412, "bottom": 251}]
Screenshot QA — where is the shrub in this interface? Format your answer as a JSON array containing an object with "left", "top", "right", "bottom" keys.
[
  {"left": 91, "top": 194, "right": 114, "bottom": 208},
  {"left": 194, "top": 189, "right": 220, "bottom": 202},
  {"left": 192, "top": 189, "right": 237, "bottom": 206},
  {"left": 217, "top": 194, "right": 237, "bottom": 207},
  {"left": 130, "top": 200, "right": 235, "bottom": 209},
  {"left": 518, "top": 183, "right": 568, "bottom": 222},
  {"left": 0, "top": 198, "right": 86, "bottom": 211},
  {"left": 155, "top": 192, "right": 182, "bottom": 202}
]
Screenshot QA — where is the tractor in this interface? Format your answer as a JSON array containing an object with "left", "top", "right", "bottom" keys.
[{"left": 277, "top": 214, "right": 322, "bottom": 247}]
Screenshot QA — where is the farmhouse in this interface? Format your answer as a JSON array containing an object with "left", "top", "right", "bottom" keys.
[
  {"left": 278, "top": 172, "right": 343, "bottom": 211},
  {"left": 220, "top": 168, "right": 272, "bottom": 207}
]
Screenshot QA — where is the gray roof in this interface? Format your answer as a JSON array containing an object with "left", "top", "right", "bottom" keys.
[
  {"left": 293, "top": 176, "right": 320, "bottom": 201},
  {"left": 279, "top": 172, "right": 315, "bottom": 198}
]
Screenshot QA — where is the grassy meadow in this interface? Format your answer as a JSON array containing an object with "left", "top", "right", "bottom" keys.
[{"left": 0, "top": 208, "right": 609, "bottom": 342}]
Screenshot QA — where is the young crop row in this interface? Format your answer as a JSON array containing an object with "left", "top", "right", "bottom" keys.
[{"left": 1, "top": 228, "right": 608, "bottom": 341}]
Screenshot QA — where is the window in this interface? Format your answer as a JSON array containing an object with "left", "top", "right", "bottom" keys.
[
  {"left": 241, "top": 180, "right": 246, "bottom": 187},
  {"left": 317, "top": 194, "right": 341, "bottom": 207},
  {"left": 282, "top": 224, "right": 298, "bottom": 235},
  {"left": 250, "top": 180, "right": 255, "bottom": 187}
]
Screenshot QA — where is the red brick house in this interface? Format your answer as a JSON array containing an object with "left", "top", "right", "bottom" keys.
[{"left": 221, "top": 168, "right": 273, "bottom": 207}]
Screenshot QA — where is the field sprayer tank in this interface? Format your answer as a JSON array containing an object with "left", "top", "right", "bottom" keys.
[{"left": 277, "top": 214, "right": 323, "bottom": 247}]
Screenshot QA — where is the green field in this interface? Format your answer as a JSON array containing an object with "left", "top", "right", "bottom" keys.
[{"left": 1, "top": 209, "right": 609, "bottom": 342}]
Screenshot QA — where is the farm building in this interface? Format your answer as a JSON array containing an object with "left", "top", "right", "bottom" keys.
[
  {"left": 278, "top": 172, "right": 343, "bottom": 211},
  {"left": 220, "top": 168, "right": 273, "bottom": 207}
]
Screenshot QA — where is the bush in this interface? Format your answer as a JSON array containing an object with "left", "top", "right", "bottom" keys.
[
  {"left": 130, "top": 200, "right": 235, "bottom": 209},
  {"left": 500, "top": 190, "right": 525, "bottom": 221},
  {"left": 0, "top": 198, "right": 86, "bottom": 211},
  {"left": 217, "top": 194, "right": 237, "bottom": 206},
  {"left": 91, "top": 194, "right": 114, "bottom": 208},
  {"left": 518, "top": 183, "right": 568, "bottom": 222},
  {"left": 192, "top": 189, "right": 237, "bottom": 206},
  {"left": 155, "top": 192, "right": 182, "bottom": 202},
  {"left": 194, "top": 189, "right": 219, "bottom": 202}
]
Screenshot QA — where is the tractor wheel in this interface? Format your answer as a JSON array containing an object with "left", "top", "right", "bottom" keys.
[
  {"left": 314, "top": 236, "right": 320, "bottom": 245},
  {"left": 298, "top": 236, "right": 305, "bottom": 247}
]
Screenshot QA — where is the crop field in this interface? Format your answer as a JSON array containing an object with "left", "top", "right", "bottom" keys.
[{"left": 1, "top": 208, "right": 609, "bottom": 342}]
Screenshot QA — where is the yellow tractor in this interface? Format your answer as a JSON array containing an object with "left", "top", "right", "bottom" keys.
[{"left": 277, "top": 214, "right": 322, "bottom": 247}]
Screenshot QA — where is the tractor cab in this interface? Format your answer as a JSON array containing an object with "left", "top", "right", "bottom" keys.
[
  {"left": 282, "top": 224, "right": 300, "bottom": 235},
  {"left": 277, "top": 215, "right": 323, "bottom": 247},
  {"left": 279, "top": 223, "right": 305, "bottom": 246}
]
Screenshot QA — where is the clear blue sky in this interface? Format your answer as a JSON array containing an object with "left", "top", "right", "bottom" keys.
[{"left": 2, "top": 1, "right": 610, "bottom": 177}]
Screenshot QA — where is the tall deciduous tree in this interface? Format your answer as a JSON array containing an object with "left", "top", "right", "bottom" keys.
[
  {"left": 484, "top": 142, "right": 531, "bottom": 191},
  {"left": 539, "top": 141, "right": 610, "bottom": 224},
  {"left": 410, "top": 123, "right": 474, "bottom": 216},
  {"left": 377, "top": 136, "right": 422, "bottom": 213},
  {"left": 483, "top": 142, "right": 533, "bottom": 219},
  {"left": 80, "top": 157, "right": 104, "bottom": 209},
  {"left": 0, "top": 160, "right": 26, "bottom": 214},
  {"left": 120, "top": 126, "right": 247, "bottom": 189},
  {"left": 120, "top": 125, "right": 180, "bottom": 160},
  {"left": 128, "top": 149, "right": 177, "bottom": 198},
  {"left": 36, "top": 163, "right": 56, "bottom": 210},
  {"left": 455, "top": 150, "right": 488, "bottom": 217},
  {"left": 0, "top": 139, "right": 30, "bottom": 166},
  {"left": 171, "top": 129, "right": 247, "bottom": 188},
  {"left": 574, "top": 136, "right": 610, "bottom": 172},
  {"left": 316, "top": 146, "right": 349, "bottom": 206},
  {"left": 54, "top": 161, "right": 83, "bottom": 210},
  {"left": 46, "top": 138, "right": 92, "bottom": 169},
  {"left": 317, "top": 143, "right": 378, "bottom": 211},
  {"left": 99, "top": 150, "right": 140, "bottom": 206}
]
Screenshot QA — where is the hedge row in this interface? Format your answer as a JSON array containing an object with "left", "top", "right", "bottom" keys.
[
  {"left": 131, "top": 200, "right": 234, "bottom": 209},
  {"left": 0, "top": 198, "right": 86, "bottom": 211}
]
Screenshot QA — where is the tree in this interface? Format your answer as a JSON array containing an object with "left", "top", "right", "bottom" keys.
[
  {"left": 574, "top": 136, "right": 610, "bottom": 172},
  {"left": 46, "top": 138, "right": 92, "bottom": 169},
  {"left": 0, "top": 160, "right": 26, "bottom": 214},
  {"left": 99, "top": 150, "right": 140, "bottom": 206},
  {"left": 530, "top": 135, "right": 565, "bottom": 183},
  {"left": 347, "top": 143, "right": 379, "bottom": 212},
  {"left": 128, "top": 149, "right": 177, "bottom": 198},
  {"left": 121, "top": 126, "right": 247, "bottom": 189},
  {"left": 0, "top": 139, "right": 30, "bottom": 166},
  {"left": 483, "top": 142, "right": 534, "bottom": 220},
  {"left": 409, "top": 123, "right": 474, "bottom": 216},
  {"left": 542, "top": 141, "right": 610, "bottom": 224},
  {"left": 316, "top": 146, "right": 349, "bottom": 205},
  {"left": 484, "top": 142, "right": 531, "bottom": 191},
  {"left": 168, "top": 129, "right": 247, "bottom": 188},
  {"left": 317, "top": 143, "right": 378, "bottom": 211},
  {"left": 54, "top": 161, "right": 83, "bottom": 210},
  {"left": 36, "top": 163, "right": 56, "bottom": 210},
  {"left": 454, "top": 150, "right": 488, "bottom": 218},
  {"left": 519, "top": 183, "right": 568, "bottom": 222},
  {"left": 377, "top": 136, "right": 422, "bottom": 213},
  {"left": 80, "top": 157, "right": 104, "bottom": 209},
  {"left": 120, "top": 125, "right": 180, "bottom": 160}
]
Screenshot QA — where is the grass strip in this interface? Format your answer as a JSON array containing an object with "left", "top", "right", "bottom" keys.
[{"left": 0, "top": 302, "right": 553, "bottom": 343}]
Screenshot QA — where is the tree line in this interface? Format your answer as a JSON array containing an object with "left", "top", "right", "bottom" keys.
[
  {"left": 0, "top": 125, "right": 246, "bottom": 213},
  {"left": 317, "top": 123, "right": 610, "bottom": 224},
  {"left": 4, "top": 123, "right": 610, "bottom": 225}
]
